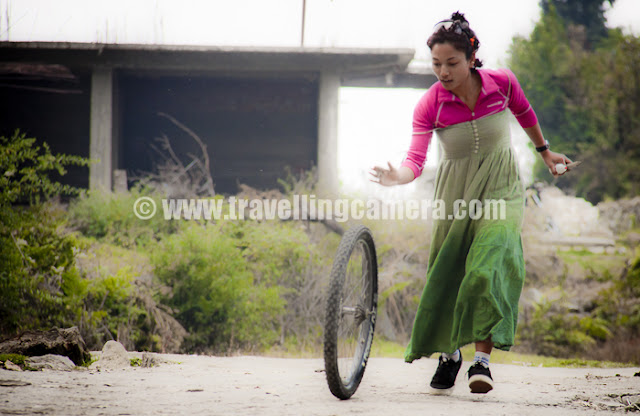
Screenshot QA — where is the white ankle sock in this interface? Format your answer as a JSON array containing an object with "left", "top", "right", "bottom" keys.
[
  {"left": 442, "top": 349, "right": 460, "bottom": 362},
  {"left": 473, "top": 351, "right": 490, "bottom": 367}
]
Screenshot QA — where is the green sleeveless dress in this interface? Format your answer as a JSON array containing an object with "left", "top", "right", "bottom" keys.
[{"left": 404, "top": 109, "right": 526, "bottom": 362}]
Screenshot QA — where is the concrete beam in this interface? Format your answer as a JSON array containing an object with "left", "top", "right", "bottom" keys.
[
  {"left": 317, "top": 71, "right": 340, "bottom": 195},
  {"left": 0, "top": 42, "right": 415, "bottom": 74},
  {"left": 89, "top": 67, "right": 113, "bottom": 191},
  {"left": 341, "top": 71, "right": 437, "bottom": 89}
]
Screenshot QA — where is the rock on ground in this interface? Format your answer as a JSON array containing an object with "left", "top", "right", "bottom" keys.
[
  {"left": 26, "top": 354, "right": 75, "bottom": 371},
  {"left": 0, "top": 327, "right": 90, "bottom": 365},
  {"left": 3, "top": 360, "right": 22, "bottom": 372},
  {"left": 90, "top": 341, "right": 130, "bottom": 370}
]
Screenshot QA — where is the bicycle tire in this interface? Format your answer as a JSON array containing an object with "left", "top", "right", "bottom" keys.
[{"left": 324, "top": 225, "right": 378, "bottom": 400}]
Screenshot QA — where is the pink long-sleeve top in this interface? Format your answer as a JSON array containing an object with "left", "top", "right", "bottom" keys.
[{"left": 401, "top": 68, "right": 538, "bottom": 180}]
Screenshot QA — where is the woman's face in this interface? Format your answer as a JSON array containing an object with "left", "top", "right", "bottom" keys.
[{"left": 431, "top": 42, "right": 474, "bottom": 92}]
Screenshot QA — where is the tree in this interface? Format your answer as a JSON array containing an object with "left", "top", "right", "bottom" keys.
[
  {"left": 577, "top": 31, "right": 640, "bottom": 201},
  {"left": 540, "top": 0, "right": 615, "bottom": 48},
  {"left": 509, "top": 6, "right": 587, "bottom": 179},
  {"left": 509, "top": 4, "right": 640, "bottom": 203}
]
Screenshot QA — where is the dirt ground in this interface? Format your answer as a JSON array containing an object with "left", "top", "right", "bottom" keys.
[{"left": 1, "top": 355, "right": 639, "bottom": 415}]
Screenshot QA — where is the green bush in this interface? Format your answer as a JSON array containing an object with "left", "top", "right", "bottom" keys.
[
  {"left": 0, "top": 203, "right": 176, "bottom": 350},
  {"left": 71, "top": 238, "right": 187, "bottom": 352},
  {"left": 594, "top": 247, "right": 640, "bottom": 332},
  {"left": 236, "top": 220, "right": 312, "bottom": 286},
  {"left": 81, "top": 263, "right": 144, "bottom": 346},
  {"left": 235, "top": 220, "right": 333, "bottom": 347},
  {"left": 0, "top": 130, "right": 154, "bottom": 353},
  {"left": 0, "top": 130, "right": 88, "bottom": 205},
  {"left": 68, "top": 187, "right": 180, "bottom": 248},
  {"left": 0, "top": 204, "right": 85, "bottom": 335},
  {"left": 0, "top": 130, "right": 89, "bottom": 336},
  {"left": 518, "top": 299, "right": 598, "bottom": 356},
  {"left": 151, "top": 223, "right": 285, "bottom": 353}
]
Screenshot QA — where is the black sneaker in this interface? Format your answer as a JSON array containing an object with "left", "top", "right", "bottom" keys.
[
  {"left": 429, "top": 351, "right": 463, "bottom": 392},
  {"left": 467, "top": 362, "right": 494, "bottom": 394}
]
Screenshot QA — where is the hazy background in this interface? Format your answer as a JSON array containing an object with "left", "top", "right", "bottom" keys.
[{"left": 2, "top": 0, "right": 638, "bottom": 197}]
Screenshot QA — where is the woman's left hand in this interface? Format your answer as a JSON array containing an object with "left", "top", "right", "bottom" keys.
[{"left": 541, "top": 150, "right": 573, "bottom": 177}]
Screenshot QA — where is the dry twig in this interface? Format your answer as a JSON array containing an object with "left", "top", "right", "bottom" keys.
[
  {"left": 157, "top": 112, "right": 215, "bottom": 196},
  {"left": 132, "top": 113, "right": 216, "bottom": 198}
]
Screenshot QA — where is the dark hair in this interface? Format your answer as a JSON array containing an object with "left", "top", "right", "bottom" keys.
[{"left": 427, "top": 11, "right": 483, "bottom": 69}]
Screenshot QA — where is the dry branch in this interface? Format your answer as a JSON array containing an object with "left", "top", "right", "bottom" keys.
[
  {"left": 132, "top": 113, "right": 216, "bottom": 198},
  {"left": 157, "top": 112, "right": 215, "bottom": 196}
]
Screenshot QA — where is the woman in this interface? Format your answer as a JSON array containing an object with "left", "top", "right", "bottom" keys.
[{"left": 370, "top": 12, "right": 572, "bottom": 394}]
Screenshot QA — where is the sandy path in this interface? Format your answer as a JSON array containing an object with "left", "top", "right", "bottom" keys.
[{"left": 1, "top": 355, "right": 638, "bottom": 415}]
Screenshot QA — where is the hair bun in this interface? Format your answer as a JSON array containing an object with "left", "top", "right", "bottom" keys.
[
  {"left": 428, "top": 11, "right": 481, "bottom": 67},
  {"left": 451, "top": 11, "right": 467, "bottom": 23}
]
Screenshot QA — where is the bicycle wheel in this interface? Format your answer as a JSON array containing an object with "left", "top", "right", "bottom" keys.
[{"left": 324, "top": 225, "right": 378, "bottom": 400}]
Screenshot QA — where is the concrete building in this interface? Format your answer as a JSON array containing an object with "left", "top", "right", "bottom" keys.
[{"left": 0, "top": 41, "right": 435, "bottom": 194}]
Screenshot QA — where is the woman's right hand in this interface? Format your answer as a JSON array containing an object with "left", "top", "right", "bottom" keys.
[
  {"left": 370, "top": 162, "right": 413, "bottom": 186},
  {"left": 541, "top": 150, "right": 573, "bottom": 178}
]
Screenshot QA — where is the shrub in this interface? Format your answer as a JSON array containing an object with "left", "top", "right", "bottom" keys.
[
  {"left": 78, "top": 256, "right": 144, "bottom": 349},
  {"left": 0, "top": 130, "right": 88, "bottom": 205},
  {"left": 517, "top": 299, "right": 599, "bottom": 357},
  {"left": 0, "top": 130, "right": 88, "bottom": 336},
  {"left": 151, "top": 223, "right": 285, "bottom": 353},
  {"left": 0, "top": 203, "right": 85, "bottom": 335},
  {"left": 234, "top": 220, "right": 332, "bottom": 347},
  {"left": 68, "top": 187, "right": 180, "bottom": 248},
  {"left": 0, "top": 131, "right": 164, "bottom": 352}
]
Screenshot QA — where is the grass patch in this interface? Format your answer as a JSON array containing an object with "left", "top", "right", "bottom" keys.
[
  {"left": 367, "top": 340, "right": 636, "bottom": 368},
  {"left": 79, "top": 353, "right": 99, "bottom": 368},
  {"left": 0, "top": 353, "right": 40, "bottom": 371},
  {"left": 0, "top": 353, "right": 28, "bottom": 366},
  {"left": 467, "top": 345, "right": 635, "bottom": 368},
  {"left": 551, "top": 358, "right": 636, "bottom": 368},
  {"left": 264, "top": 338, "right": 635, "bottom": 368},
  {"left": 263, "top": 336, "right": 323, "bottom": 359},
  {"left": 556, "top": 249, "right": 628, "bottom": 281},
  {"left": 370, "top": 337, "right": 408, "bottom": 358},
  {"left": 235, "top": 336, "right": 639, "bottom": 370}
]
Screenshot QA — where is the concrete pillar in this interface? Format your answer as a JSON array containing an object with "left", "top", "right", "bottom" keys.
[
  {"left": 317, "top": 71, "right": 340, "bottom": 195},
  {"left": 89, "top": 67, "right": 113, "bottom": 191}
]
